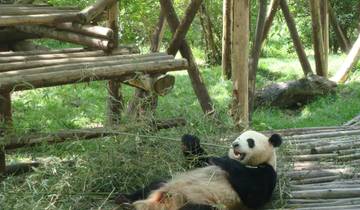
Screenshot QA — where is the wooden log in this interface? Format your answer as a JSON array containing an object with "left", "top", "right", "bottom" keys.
[
  {"left": 0, "top": 13, "right": 82, "bottom": 26},
  {"left": 0, "top": 8, "right": 78, "bottom": 15},
  {"left": 280, "top": 0, "right": 313, "bottom": 75},
  {"left": 4, "top": 120, "right": 186, "bottom": 150},
  {"left": 293, "top": 154, "right": 337, "bottom": 161},
  {"left": 261, "top": 0, "right": 280, "bottom": 44},
  {"left": 160, "top": 0, "right": 214, "bottom": 115},
  {"left": 0, "top": 46, "right": 138, "bottom": 63},
  {"left": 291, "top": 175, "right": 340, "bottom": 185},
  {"left": 15, "top": 25, "right": 113, "bottom": 50},
  {"left": 255, "top": 74, "right": 337, "bottom": 108},
  {"left": 106, "top": 1, "right": 121, "bottom": 126},
  {"left": 167, "top": 0, "right": 203, "bottom": 55},
  {"left": 332, "top": 34, "right": 360, "bottom": 83},
  {"left": 288, "top": 169, "right": 352, "bottom": 180},
  {"left": 79, "top": 0, "right": 117, "bottom": 23},
  {"left": 231, "top": 0, "right": 250, "bottom": 129},
  {"left": 263, "top": 125, "right": 359, "bottom": 136},
  {"left": 0, "top": 48, "right": 84, "bottom": 57},
  {"left": 222, "top": 0, "right": 232, "bottom": 79},
  {"left": 53, "top": 22, "right": 113, "bottom": 39},
  {"left": 311, "top": 142, "right": 360, "bottom": 154},
  {"left": 328, "top": 3, "right": 351, "bottom": 52},
  {"left": 309, "top": 0, "right": 327, "bottom": 77},
  {"left": 0, "top": 53, "right": 170, "bottom": 73},
  {"left": 249, "top": 0, "right": 268, "bottom": 117},
  {"left": 0, "top": 59, "right": 188, "bottom": 91},
  {"left": 292, "top": 129, "right": 360, "bottom": 139},
  {"left": 291, "top": 188, "right": 360, "bottom": 199},
  {"left": 124, "top": 74, "right": 175, "bottom": 96},
  {"left": 344, "top": 114, "right": 360, "bottom": 126},
  {"left": 150, "top": 11, "right": 166, "bottom": 53}
]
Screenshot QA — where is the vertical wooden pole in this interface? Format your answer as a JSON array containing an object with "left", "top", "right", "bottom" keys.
[
  {"left": 231, "top": 0, "right": 249, "bottom": 129},
  {"left": 309, "top": 0, "right": 327, "bottom": 77},
  {"left": 0, "top": 91, "right": 11, "bottom": 174},
  {"left": 222, "top": 0, "right": 232, "bottom": 79},
  {"left": 249, "top": 0, "right": 268, "bottom": 117},
  {"left": 261, "top": 0, "right": 280, "bottom": 44},
  {"left": 320, "top": 0, "right": 329, "bottom": 75},
  {"left": 106, "top": 1, "right": 123, "bottom": 126},
  {"left": 280, "top": 0, "right": 313, "bottom": 75}
]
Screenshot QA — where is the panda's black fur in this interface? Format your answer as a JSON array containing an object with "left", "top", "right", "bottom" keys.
[{"left": 115, "top": 132, "right": 282, "bottom": 210}]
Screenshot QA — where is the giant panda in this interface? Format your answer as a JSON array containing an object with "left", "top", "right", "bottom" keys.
[{"left": 116, "top": 130, "right": 282, "bottom": 210}]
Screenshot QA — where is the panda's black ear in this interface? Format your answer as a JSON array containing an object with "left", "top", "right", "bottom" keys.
[{"left": 269, "top": 133, "right": 282, "bottom": 147}]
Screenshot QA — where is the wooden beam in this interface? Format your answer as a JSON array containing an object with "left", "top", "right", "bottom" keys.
[
  {"left": 261, "top": 0, "right": 280, "bottom": 44},
  {"left": 231, "top": 0, "right": 249, "bottom": 129},
  {"left": 15, "top": 25, "right": 113, "bottom": 50},
  {"left": 222, "top": 0, "right": 232, "bottom": 79},
  {"left": 0, "top": 59, "right": 188, "bottom": 91},
  {"left": 249, "top": 0, "right": 268, "bottom": 117},
  {"left": 160, "top": 0, "right": 214, "bottom": 115},
  {"left": 0, "top": 13, "right": 82, "bottom": 26},
  {"left": 167, "top": 0, "right": 203, "bottom": 55},
  {"left": 280, "top": 0, "right": 313, "bottom": 75},
  {"left": 332, "top": 33, "right": 360, "bottom": 83},
  {"left": 309, "top": 0, "right": 327, "bottom": 77},
  {"left": 106, "top": 1, "right": 122, "bottom": 126}
]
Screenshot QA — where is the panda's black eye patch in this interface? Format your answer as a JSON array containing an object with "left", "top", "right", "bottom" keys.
[{"left": 247, "top": 138, "right": 255, "bottom": 148}]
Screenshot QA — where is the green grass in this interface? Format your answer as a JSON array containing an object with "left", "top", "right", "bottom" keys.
[{"left": 1, "top": 54, "right": 360, "bottom": 209}]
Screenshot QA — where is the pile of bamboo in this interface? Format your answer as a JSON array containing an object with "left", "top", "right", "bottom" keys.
[
  {"left": 0, "top": 0, "right": 118, "bottom": 50},
  {"left": 0, "top": 47, "right": 188, "bottom": 92},
  {"left": 268, "top": 125, "right": 360, "bottom": 209}
]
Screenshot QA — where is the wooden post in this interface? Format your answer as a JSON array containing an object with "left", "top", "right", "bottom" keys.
[
  {"left": 128, "top": 11, "right": 166, "bottom": 117},
  {"left": 222, "top": 0, "right": 232, "bottom": 79},
  {"left": 160, "top": 0, "right": 214, "bottom": 114},
  {"left": 332, "top": 33, "right": 360, "bottom": 83},
  {"left": 231, "top": 0, "right": 249, "bottom": 129},
  {"left": 106, "top": 1, "right": 122, "bottom": 126},
  {"left": 309, "top": 0, "right": 327, "bottom": 77},
  {"left": 328, "top": 3, "right": 351, "bottom": 52},
  {"left": 261, "top": 0, "right": 280, "bottom": 44},
  {"left": 0, "top": 91, "right": 11, "bottom": 175},
  {"left": 320, "top": 0, "right": 329, "bottom": 75},
  {"left": 280, "top": 0, "right": 313, "bottom": 75},
  {"left": 249, "top": 0, "right": 268, "bottom": 117}
]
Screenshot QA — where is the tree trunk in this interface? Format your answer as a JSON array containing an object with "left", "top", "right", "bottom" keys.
[
  {"left": 332, "top": 34, "right": 360, "bottom": 83},
  {"left": 231, "top": 0, "right": 249, "bottom": 129},
  {"left": 280, "top": 0, "right": 313, "bottom": 75},
  {"left": 199, "top": 3, "right": 221, "bottom": 65},
  {"left": 309, "top": 0, "right": 327, "bottom": 77},
  {"left": 320, "top": 0, "right": 329, "bottom": 76},
  {"left": 249, "top": 0, "right": 268, "bottom": 118},
  {"left": 328, "top": 3, "right": 351, "bottom": 52},
  {"left": 222, "top": 0, "right": 232, "bottom": 79}
]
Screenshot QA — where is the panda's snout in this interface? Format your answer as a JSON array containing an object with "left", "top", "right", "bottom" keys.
[{"left": 232, "top": 142, "right": 240, "bottom": 148}]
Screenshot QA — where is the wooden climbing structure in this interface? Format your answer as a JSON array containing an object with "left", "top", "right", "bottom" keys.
[{"left": 0, "top": 0, "right": 214, "bottom": 175}]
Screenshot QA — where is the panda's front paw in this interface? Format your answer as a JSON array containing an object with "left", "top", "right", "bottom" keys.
[{"left": 114, "top": 193, "right": 131, "bottom": 205}]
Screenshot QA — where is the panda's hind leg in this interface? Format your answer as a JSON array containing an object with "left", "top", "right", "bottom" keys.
[{"left": 114, "top": 180, "right": 166, "bottom": 205}]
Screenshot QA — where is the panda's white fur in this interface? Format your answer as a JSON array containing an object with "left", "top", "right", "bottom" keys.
[{"left": 133, "top": 130, "right": 280, "bottom": 210}]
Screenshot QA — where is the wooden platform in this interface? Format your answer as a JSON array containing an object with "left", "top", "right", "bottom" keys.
[{"left": 268, "top": 125, "right": 360, "bottom": 209}]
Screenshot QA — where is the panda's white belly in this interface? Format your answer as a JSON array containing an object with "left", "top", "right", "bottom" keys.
[{"left": 161, "top": 165, "right": 243, "bottom": 209}]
